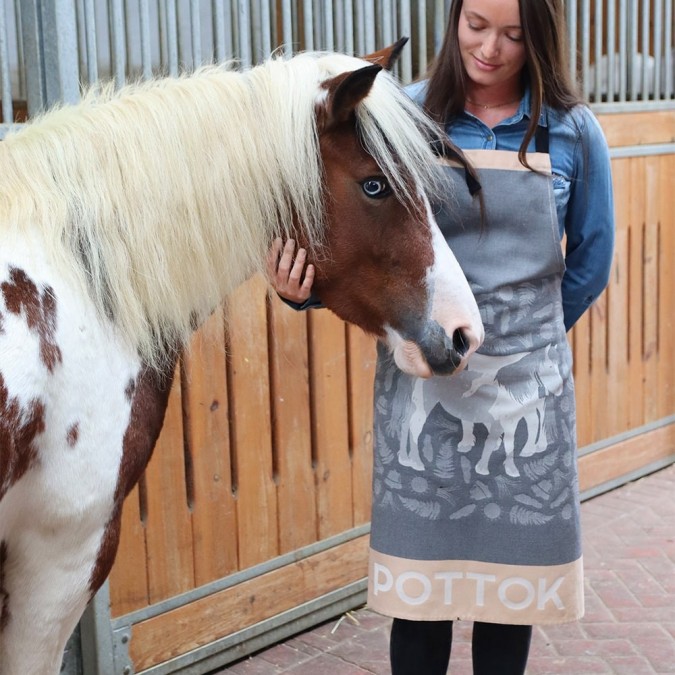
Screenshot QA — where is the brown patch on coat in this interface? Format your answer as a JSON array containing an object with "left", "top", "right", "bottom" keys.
[
  {"left": 0, "top": 373, "right": 46, "bottom": 501},
  {"left": 66, "top": 423, "right": 79, "bottom": 448},
  {"left": 0, "top": 541, "right": 9, "bottom": 631},
  {"left": 88, "top": 363, "right": 176, "bottom": 595},
  {"left": 1, "top": 267, "right": 62, "bottom": 372}
]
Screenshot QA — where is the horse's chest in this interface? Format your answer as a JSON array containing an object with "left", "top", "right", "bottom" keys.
[{"left": 0, "top": 252, "right": 141, "bottom": 531}]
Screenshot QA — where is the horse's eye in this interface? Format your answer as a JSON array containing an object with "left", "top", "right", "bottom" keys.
[{"left": 361, "top": 177, "right": 391, "bottom": 199}]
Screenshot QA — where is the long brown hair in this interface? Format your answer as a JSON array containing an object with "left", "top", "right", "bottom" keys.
[{"left": 424, "top": 0, "right": 582, "bottom": 169}]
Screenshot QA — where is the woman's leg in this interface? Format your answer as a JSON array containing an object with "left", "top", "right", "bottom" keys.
[
  {"left": 471, "top": 622, "right": 532, "bottom": 675},
  {"left": 390, "top": 618, "right": 453, "bottom": 675}
]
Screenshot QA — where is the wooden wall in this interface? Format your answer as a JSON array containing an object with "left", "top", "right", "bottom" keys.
[{"left": 107, "top": 109, "right": 675, "bottom": 672}]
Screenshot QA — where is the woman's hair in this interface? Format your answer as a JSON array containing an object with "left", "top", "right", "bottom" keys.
[{"left": 424, "top": 0, "right": 582, "bottom": 168}]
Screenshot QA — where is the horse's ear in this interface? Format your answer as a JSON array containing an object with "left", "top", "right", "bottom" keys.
[
  {"left": 321, "top": 64, "right": 382, "bottom": 128},
  {"left": 362, "top": 37, "right": 409, "bottom": 71}
]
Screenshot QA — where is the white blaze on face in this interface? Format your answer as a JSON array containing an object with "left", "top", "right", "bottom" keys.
[{"left": 385, "top": 198, "right": 484, "bottom": 378}]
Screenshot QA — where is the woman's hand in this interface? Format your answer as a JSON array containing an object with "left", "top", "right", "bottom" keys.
[{"left": 266, "top": 237, "right": 315, "bottom": 304}]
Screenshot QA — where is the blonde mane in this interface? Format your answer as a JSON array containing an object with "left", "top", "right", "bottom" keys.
[{"left": 0, "top": 51, "right": 446, "bottom": 369}]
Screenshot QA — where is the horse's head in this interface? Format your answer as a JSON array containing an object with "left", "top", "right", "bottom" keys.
[{"left": 306, "top": 42, "right": 484, "bottom": 378}]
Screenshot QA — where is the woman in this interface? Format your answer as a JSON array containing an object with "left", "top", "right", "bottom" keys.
[{"left": 269, "top": 0, "right": 615, "bottom": 672}]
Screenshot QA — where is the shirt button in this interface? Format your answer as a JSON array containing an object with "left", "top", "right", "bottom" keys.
[{"left": 487, "top": 134, "right": 493, "bottom": 141}]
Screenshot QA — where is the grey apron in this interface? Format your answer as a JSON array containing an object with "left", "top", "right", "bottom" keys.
[{"left": 368, "top": 137, "right": 583, "bottom": 625}]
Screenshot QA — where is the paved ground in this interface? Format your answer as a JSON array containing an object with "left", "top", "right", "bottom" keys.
[{"left": 222, "top": 464, "right": 675, "bottom": 674}]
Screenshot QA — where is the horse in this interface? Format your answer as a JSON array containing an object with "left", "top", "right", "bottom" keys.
[
  {"left": 0, "top": 41, "right": 484, "bottom": 674},
  {"left": 399, "top": 345, "right": 563, "bottom": 478}
]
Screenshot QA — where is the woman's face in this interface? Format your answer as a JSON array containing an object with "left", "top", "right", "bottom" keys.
[{"left": 457, "top": 0, "right": 527, "bottom": 89}]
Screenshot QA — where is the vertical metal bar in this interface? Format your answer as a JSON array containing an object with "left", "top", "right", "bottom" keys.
[
  {"left": 280, "top": 0, "right": 293, "bottom": 55},
  {"left": 212, "top": 0, "right": 227, "bottom": 62},
  {"left": 566, "top": 0, "right": 577, "bottom": 87},
  {"left": 593, "top": 0, "right": 603, "bottom": 101},
  {"left": 138, "top": 0, "right": 151, "bottom": 78},
  {"left": 237, "top": 0, "right": 251, "bottom": 66},
  {"left": 302, "top": 0, "right": 313, "bottom": 50},
  {"left": 343, "top": 0, "right": 354, "bottom": 55},
  {"left": 80, "top": 582, "right": 116, "bottom": 675},
  {"left": 606, "top": 0, "right": 616, "bottom": 101},
  {"left": 334, "top": 0, "right": 344, "bottom": 52},
  {"left": 164, "top": 0, "right": 178, "bottom": 75},
  {"left": 82, "top": 0, "right": 98, "bottom": 84},
  {"left": 398, "top": 0, "right": 412, "bottom": 82},
  {"left": 581, "top": 0, "right": 590, "bottom": 100},
  {"left": 323, "top": 0, "right": 333, "bottom": 50},
  {"left": 260, "top": 0, "right": 272, "bottom": 59},
  {"left": 354, "top": 0, "right": 365, "bottom": 54},
  {"left": 629, "top": 0, "right": 638, "bottom": 99},
  {"left": 653, "top": 0, "right": 663, "bottom": 100},
  {"left": 641, "top": 0, "right": 651, "bottom": 100},
  {"left": 416, "top": 0, "right": 427, "bottom": 77},
  {"left": 433, "top": 0, "right": 444, "bottom": 52},
  {"left": 0, "top": 0, "right": 15, "bottom": 122},
  {"left": 363, "top": 0, "right": 375, "bottom": 53},
  {"left": 664, "top": 0, "right": 673, "bottom": 99},
  {"left": 190, "top": 0, "right": 201, "bottom": 66},
  {"left": 618, "top": 0, "right": 627, "bottom": 101},
  {"left": 109, "top": 0, "right": 126, "bottom": 84}
]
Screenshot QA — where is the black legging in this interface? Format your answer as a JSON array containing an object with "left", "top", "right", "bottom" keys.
[{"left": 390, "top": 618, "right": 532, "bottom": 675}]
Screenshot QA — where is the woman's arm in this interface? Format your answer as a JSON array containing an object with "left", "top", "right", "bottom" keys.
[{"left": 562, "top": 109, "right": 615, "bottom": 331}]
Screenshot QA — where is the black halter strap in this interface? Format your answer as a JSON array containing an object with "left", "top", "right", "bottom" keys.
[{"left": 534, "top": 125, "right": 550, "bottom": 154}]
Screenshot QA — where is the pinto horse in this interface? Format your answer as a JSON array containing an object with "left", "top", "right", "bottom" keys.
[{"left": 0, "top": 41, "right": 483, "bottom": 673}]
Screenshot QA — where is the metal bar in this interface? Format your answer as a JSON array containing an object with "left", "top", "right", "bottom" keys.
[
  {"left": 0, "top": 0, "right": 14, "bottom": 122},
  {"left": 593, "top": 0, "right": 602, "bottom": 101},
  {"left": 237, "top": 0, "right": 251, "bottom": 65},
  {"left": 280, "top": 0, "right": 293, "bottom": 56},
  {"left": 398, "top": 0, "right": 412, "bottom": 82},
  {"left": 302, "top": 0, "right": 313, "bottom": 50},
  {"left": 82, "top": 0, "right": 98, "bottom": 84},
  {"left": 566, "top": 0, "right": 577, "bottom": 86},
  {"left": 19, "top": 0, "right": 47, "bottom": 114},
  {"left": 665, "top": 0, "right": 673, "bottom": 99},
  {"left": 211, "top": 0, "right": 228, "bottom": 62},
  {"left": 653, "top": 0, "right": 663, "bottom": 100},
  {"left": 363, "top": 0, "right": 375, "bottom": 53},
  {"left": 642, "top": 0, "right": 651, "bottom": 100},
  {"left": 581, "top": 0, "right": 590, "bottom": 100},
  {"left": 138, "top": 0, "right": 151, "bottom": 78},
  {"left": 322, "top": 0, "right": 333, "bottom": 51},
  {"left": 629, "top": 0, "right": 639, "bottom": 99},
  {"left": 80, "top": 582, "right": 116, "bottom": 675},
  {"left": 190, "top": 0, "right": 201, "bottom": 66},
  {"left": 618, "top": 0, "right": 627, "bottom": 101},
  {"left": 417, "top": 0, "right": 427, "bottom": 78},
  {"left": 343, "top": 0, "right": 354, "bottom": 55},
  {"left": 109, "top": 0, "right": 126, "bottom": 84},
  {"left": 259, "top": 0, "right": 272, "bottom": 59},
  {"left": 606, "top": 0, "right": 616, "bottom": 101}
]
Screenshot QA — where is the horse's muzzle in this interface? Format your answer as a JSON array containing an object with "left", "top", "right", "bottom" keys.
[{"left": 419, "top": 321, "right": 475, "bottom": 376}]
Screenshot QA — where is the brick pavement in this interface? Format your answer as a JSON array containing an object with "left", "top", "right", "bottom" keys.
[{"left": 221, "top": 464, "right": 675, "bottom": 674}]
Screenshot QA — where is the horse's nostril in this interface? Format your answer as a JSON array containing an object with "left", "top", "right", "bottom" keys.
[{"left": 452, "top": 328, "right": 469, "bottom": 356}]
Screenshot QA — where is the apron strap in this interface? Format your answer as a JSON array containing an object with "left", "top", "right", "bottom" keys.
[{"left": 535, "top": 125, "right": 550, "bottom": 155}]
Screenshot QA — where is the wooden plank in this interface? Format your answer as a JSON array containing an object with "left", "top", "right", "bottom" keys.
[
  {"left": 268, "top": 294, "right": 317, "bottom": 553},
  {"left": 183, "top": 308, "right": 238, "bottom": 586},
  {"left": 226, "top": 276, "right": 278, "bottom": 569},
  {"left": 308, "top": 310, "right": 354, "bottom": 539},
  {"left": 589, "top": 287, "right": 609, "bottom": 443},
  {"left": 597, "top": 111, "right": 675, "bottom": 148},
  {"left": 109, "top": 484, "right": 149, "bottom": 617},
  {"left": 578, "top": 423, "right": 675, "bottom": 493},
  {"left": 605, "top": 157, "right": 630, "bottom": 437},
  {"left": 657, "top": 155, "right": 675, "bottom": 419},
  {"left": 570, "top": 312, "right": 591, "bottom": 447},
  {"left": 128, "top": 535, "right": 370, "bottom": 671},
  {"left": 627, "top": 157, "right": 646, "bottom": 431},
  {"left": 642, "top": 156, "right": 660, "bottom": 422},
  {"left": 143, "top": 366, "right": 195, "bottom": 604},
  {"left": 347, "top": 326, "right": 377, "bottom": 526}
]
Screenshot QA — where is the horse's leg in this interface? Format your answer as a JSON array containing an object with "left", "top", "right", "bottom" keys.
[
  {"left": 502, "top": 424, "right": 520, "bottom": 478},
  {"left": 0, "top": 494, "right": 116, "bottom": 675},
  {"left": 0, "top": 366, "right": 173, "bottom": 675},
  {"left": 475, "top": 427, "right": 503, "bottom": 476},
  {"left": 398, "top": 379, "right": 426, "bottom": 471},
  {"left": 457, "top": 419, "right": 476, "bottom": 453}
]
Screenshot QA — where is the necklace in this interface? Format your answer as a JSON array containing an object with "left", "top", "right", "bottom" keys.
[{"left": 466, "top": 97, "right": 520, "bottom": 110}]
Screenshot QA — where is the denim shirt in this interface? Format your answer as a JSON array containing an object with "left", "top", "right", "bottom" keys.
[{"left": 407, "top": 81, "right": 615, "bottom": 331}]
